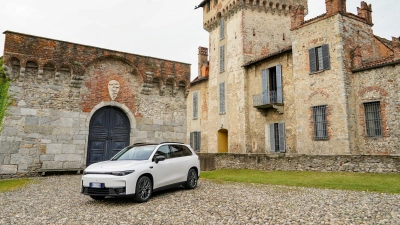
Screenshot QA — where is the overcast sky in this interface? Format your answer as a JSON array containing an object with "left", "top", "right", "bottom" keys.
[{"left": 1, "top": 0, "right": 399, "bottom": 81}]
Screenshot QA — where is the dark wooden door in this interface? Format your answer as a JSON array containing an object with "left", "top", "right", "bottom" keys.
[{"left": 87, "top": 106, "right": 130, "bottom": 165}]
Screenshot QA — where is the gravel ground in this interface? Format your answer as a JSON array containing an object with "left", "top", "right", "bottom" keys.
[{"left": 0, "top": 175, "right": 400, "bottom": 225}]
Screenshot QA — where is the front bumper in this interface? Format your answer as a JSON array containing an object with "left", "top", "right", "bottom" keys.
[{"left": 81, "top": 174, "right": 137, "bottom": 196}]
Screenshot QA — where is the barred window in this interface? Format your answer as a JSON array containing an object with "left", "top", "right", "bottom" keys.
[
  {"left": 312, "top": 105, "right": 328, "bottom": 140},
  {"left": 364, "top": 102, "right": 382, "bottom": 137}
]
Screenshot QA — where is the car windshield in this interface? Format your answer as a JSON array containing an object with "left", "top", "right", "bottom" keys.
[{"left": 111, "top": 145, "right": 156, "bottom": 161}]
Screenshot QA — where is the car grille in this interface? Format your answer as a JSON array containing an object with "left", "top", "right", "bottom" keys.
[{"left": 83, "top": 187, "right": 126, "bottom": 195}]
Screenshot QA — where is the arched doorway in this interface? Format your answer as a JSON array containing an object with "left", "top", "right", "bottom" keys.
[
  {"left": 87, "top": 106, "right": 130, "bottom": 165},
  {"left": 218, "top": 129, "right": 228, "bottom": 153}
]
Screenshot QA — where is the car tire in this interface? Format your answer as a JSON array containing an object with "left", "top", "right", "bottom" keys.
[
  {"left": 134, "top": 176, "right": 153, "bottom": 203},
  {"left": 89, "top": 195, "right": 105, "bottom": 200},
  {"left": 184, "top": 168, "right": 198, "bottom": 189}
]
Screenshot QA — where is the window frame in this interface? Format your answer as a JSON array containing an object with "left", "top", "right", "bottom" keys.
[
  {"left": 309, "top": 44, "right": 330, "bottom": 74},
  {"left": 220, "top": 18, "right": 225, "bottom": 40},
  {"left": 190, "top": 132, "right": 201, "bottom": 152},
  {"left": 312, "top": 105, "right": 329, "bottom": 140},
  {"left": 269, "top": 122, "right": 286, "bottom": 153},
  {"left": 363, "top": 101, "right": 383, "bottom": 138}
]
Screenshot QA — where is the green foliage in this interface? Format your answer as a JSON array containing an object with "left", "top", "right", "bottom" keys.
[
  {"left": 0, "top": 179, "right": 32, "bottom": 193},
  {"left": 0, "top": 58, "right": 10, "bottom": 129},
  {"left": 201, "top": 169, "right": 400, "bottom": 194}
]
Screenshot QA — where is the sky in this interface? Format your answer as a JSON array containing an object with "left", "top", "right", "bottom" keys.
[{"left": 0, "top": 0, "right": 399, "bottom": 81}]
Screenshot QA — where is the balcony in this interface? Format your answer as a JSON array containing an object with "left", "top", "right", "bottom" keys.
[{"left": 252, "top": 91, "right": 284, "bottom": 112}]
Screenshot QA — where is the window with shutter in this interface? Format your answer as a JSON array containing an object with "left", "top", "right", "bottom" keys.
[
  {"left": 193, "top": 92, "right": 198, "bottom": 119},
  {"left": 309, "top": 44, "right": 330, "bottom": 73},
  {"left": 219, "top": 82, "right": 225, "bottom": 114},
  {"left": 220, "top": 45, "right": 225, "bottom": 72},
  {"left": 269, "top": 123, "right": 286, "bottom": 153},
  {"left": 220, "top": 19, "right": 225, "bottom": 40}
]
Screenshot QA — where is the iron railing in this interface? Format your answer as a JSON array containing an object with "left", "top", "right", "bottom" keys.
[{"left": 252, "top": 91, "right": 282, "bottom": 107}]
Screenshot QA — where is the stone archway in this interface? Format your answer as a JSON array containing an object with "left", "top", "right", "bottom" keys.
[{"left": 86, "top": 106, "right": 130, "bottom": 165}]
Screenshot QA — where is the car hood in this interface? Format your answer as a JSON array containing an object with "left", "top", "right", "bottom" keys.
[{"left": 85, "top": 160, "right": 147, "bottom": 172}]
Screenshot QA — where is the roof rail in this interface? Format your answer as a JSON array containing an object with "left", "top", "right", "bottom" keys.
[
  {"left": 132, "top": 142, "right": 158, "bottom": 146},
  {"left": 159, "top": 141, "right": 185, "bottom": 144}
]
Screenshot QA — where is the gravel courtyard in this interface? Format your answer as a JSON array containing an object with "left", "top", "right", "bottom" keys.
[{"left": 0, "top": 175, "right": 399, "bottom": 225}]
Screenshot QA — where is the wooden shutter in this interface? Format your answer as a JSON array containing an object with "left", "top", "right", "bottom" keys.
[
  {"left": 220, "top": 19, "right": 225, "bottom": 40},
  {"left": 190, "top": 132, "right": 194, "bottom": 149},
  {"left": 196, "top": 132, "right": 201, "bottom": 151},
  {"left": 278, "top": 123, "right": 286, "bottom": 153},
  {"left": 309, "top": 48, "right": 317, "bottom": 73},
  {"left": 322, "top": 44, "right": 330, "bottom": 70},
  {"left": 220, "top": 82, "right": 225, "bottom": 113},
  {"left": 276, "top": 64, "right": 283, "bottom": 103},
  {"left": 262, "top": 69, "right": 269, "bottom": 105},
  {"left": 193, "top": 92, "right": 198, "bottom": 119},
  {"left": 220, "top": 45, "right": 225, "bottom": 72},
  {"left": 269, "top": 124, "right": 275, "bottom": 152}
]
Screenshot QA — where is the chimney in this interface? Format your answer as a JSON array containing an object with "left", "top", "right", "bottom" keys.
[
  {"left": 357, "top": 2, "right": 373, "bottom": 25},
  {"left": 290, "top": 5, "right": 305, "bottom": 30},
  {"left": 198, "top": 47, "right": 209, "bottom": 78},
  {"left": 325, "top": 0, "right": 346, "bottom": 16},
  {"left": 392, "top": 37, "right": 400, "bottom": 61}
]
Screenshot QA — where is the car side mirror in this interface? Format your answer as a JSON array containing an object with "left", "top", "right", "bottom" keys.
[{"left": 155, "top": 155, "right": 166, "bottom": 164}]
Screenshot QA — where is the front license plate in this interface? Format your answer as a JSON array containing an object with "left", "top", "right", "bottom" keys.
[{"left": 90, "top": 182, "right": 104, "bottom": 188}]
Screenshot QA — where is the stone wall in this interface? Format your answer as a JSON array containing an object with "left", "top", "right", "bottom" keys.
[
  {"left": 0, "top": 31, "right": 190, "bottom": 175},
  {"left": 199, "top": 153, "right": 400, "bottom": 173}
]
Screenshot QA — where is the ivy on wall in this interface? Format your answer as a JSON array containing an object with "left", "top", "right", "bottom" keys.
[{"left": 0, "top": 57, "right": 10, "bottom": 129}]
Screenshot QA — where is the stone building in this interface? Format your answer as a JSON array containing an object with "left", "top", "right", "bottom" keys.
[
  {"left": 0, "top": 31, "right": 190, "bottom": 175},
  {"left": 189, "top": 0, "right": 400, "bottom": 165}
]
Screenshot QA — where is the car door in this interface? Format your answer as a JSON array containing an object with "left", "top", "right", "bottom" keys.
[
  {"left": 152, "top": 145, "right": 175, "bottom": 188},
  {"left": 169, "top": 145, "right": 192, "bottom": 183}
]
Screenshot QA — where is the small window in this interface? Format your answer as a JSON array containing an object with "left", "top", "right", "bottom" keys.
[
  {"left": 219, "top": 82, "right": 225, "bottom": 114},
  {"left": 155, "top": 145, "right": 170, "bottom": 159},
  {"left": 309, "top": 44, "right": 330, "bottom": 73},
  {"left": 193, "top": 92, "right": 198, "bottom": 119},
  {"left": 364, "top": 102, "right": 382, "bottom": 137},
  {"left": 190, "top": 132, "right": 201, "bottom": 152},
  {"left": 312, "top": 105, "right": 328, "bottom": 140},
  {"left": 269, "top": 123, "right": 286, "bottom": 153},
  {"left": 220, "top": 19, "right": 225, "bottom": 40},
  {"left": 220, "top": 45, "right": 225, "bottom": 72}
]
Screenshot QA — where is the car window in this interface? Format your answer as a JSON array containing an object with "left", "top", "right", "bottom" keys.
[
  {"left": 112, "top": 145, "right": 156, "bottom": 160},
  {"left": 155, "top": 145, "right": 170, "bottom": 159},
  {"left": 169, "top": 145, "right": 192, "bottom": 158}
]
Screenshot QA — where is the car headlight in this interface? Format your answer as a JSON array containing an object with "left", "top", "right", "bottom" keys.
[{"left": 111, "top": 170, "right": 135, "bottom": 176}]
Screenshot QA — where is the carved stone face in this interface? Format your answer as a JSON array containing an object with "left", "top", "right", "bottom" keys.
[{"left": 108, "top": 80, "right": 120, "bottom": 100}]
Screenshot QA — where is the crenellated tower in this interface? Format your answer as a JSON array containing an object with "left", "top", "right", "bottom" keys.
[{"left": 194, "top": 0, "right": 308, "bottom": 153}]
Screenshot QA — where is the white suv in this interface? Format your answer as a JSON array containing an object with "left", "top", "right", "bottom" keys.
[{"left": 81, "top": 142, "right": 200, "bottom": 202}]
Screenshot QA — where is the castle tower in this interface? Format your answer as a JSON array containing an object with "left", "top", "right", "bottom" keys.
[{"left": 193, "top": 0, "right": 308, "bottom": 153}]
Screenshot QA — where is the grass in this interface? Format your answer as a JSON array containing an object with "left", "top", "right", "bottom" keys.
[
  {"left": 0, "top": 57, "right": 10, "bottom": 129},
  {"left": 201, "top": 169, "right": 400, "bottom": 194},
  {"left": 0, "top": 179, "right": 32, "bottom": 193}
]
